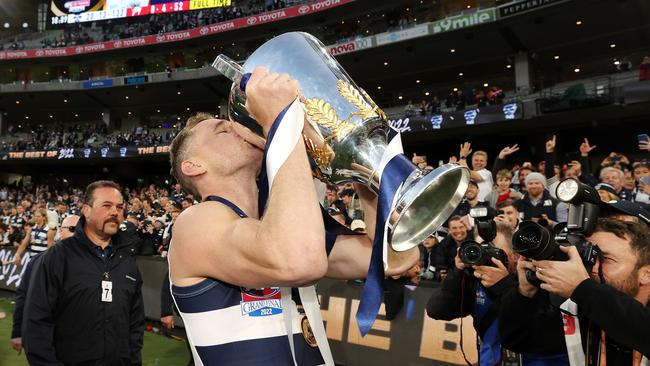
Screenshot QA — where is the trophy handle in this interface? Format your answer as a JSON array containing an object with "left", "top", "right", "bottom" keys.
[{"left": 213, "top": 54, "right": 252, "bottom": 92}]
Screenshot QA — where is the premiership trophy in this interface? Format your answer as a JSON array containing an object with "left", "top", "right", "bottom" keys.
[{"left": 213, "top": 32, "right": 469, "bottom": 252}]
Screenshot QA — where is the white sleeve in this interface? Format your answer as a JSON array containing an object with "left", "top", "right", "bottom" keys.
[{"left": 478, "top": 169, "right": 494, "bottom": 184}]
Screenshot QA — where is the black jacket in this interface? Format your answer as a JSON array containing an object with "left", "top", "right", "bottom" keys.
[
  {"left": 426, "top": 267, "right": 516, "bottom": 338},
  {"left": 12, "top": 253, "right": 43, "bottom": 339},
  {"left": 515, "top": 190, "right": 560, "bottom": 221},
  {"left": 23, "top": 216, "right": 145, "bottom": 366},
  {"left": 499, "top": 279, "right": 650, "bottom": 361}
]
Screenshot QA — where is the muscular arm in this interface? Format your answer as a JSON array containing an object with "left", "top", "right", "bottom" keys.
[
  {"left": 326, "top": 234, "right": 419, "bottom": 280},
  {"left": 326, "top": 184, "right": 418, "bottom": 279}
]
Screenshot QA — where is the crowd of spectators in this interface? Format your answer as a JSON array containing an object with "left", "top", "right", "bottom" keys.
[
  {"left": 324, "top": 135, "right": 650, "bottom": 288},
  {"left": 405, "top": 85, "right": 505, "bottom": 116},
  {"left": 1, "top": 120, "right": 184, "bottom": 152},
  {"left": 2, "top": 122, "right": 107, "bottom": 151},
  {"left": 0, "top": 181, "right": 191, "bottom": 257}
]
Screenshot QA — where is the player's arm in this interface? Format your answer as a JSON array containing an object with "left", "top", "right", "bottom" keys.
[
  {"left": 15, "top": 226, "right": 32, "bottom": 264},
  {"left": 171, "top": 68, "right": 326, "bottom": 289},
  {"left": 326, "top": 184, "right": 419, "bottom": 279},
  {"left": 46, "top": 229, "right": 56, "bottom": 247}
]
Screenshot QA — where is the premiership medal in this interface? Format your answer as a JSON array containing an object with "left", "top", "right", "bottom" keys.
[{"left": 301, "top": 316, "right": 318, "bottom": 348}]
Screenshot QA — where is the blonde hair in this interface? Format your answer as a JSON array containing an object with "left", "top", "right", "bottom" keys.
[
  {"left": 473, "top": 150, "right": 488, "bottom": 159},
  {"left": 496, "top": 169, "right": 513, "bottom": 180},
  {"left": 169, "top": 112, "right": 215, "bottom": 197},
  {"left": 34, "top": 207, "right": 48, "bottom": 226}
]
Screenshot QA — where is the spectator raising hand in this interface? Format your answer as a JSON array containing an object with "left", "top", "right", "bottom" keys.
[
  {"left": 545, "top": 135, "right": 556, "bottom": 154},
  {"left": 640, "top": 140, "right": 650, "bottom": 151},
  {"left": 579, "top": 138, "right": 597, "bottom": 156},
  {"left": 498, "top": 144, "right": 520, "bottom": 160},
  {"left": 459, "top": 142, "right": 472, "bottom": 160}
]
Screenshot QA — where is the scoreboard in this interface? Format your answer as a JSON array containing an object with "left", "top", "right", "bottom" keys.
[{"left": 50, "top": 0, "right": 233, "bottom": 25}]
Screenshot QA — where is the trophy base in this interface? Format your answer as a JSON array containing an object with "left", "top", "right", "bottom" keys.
[{"left": 389, "top": 164, "right": 470, "bottom": 252}]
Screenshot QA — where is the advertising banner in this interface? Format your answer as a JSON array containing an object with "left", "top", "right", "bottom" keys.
[
  {"left": 328, "top": 36, "right": 373, "bottom": 56},
  {"left": 124, "top": 75, "right": 149, "bottom": 85},
  {"left": 388, "top": 102, "right": 522, "bottom": 133},
  {"left": 375, "top": 24, "right": 429, "bottom": 46},
  {"left": 0, "top": 145, "right": 169, "bottom": 161},
  {"left": 431, "top": 8, "right": 496, "bottom": 34},
  {"left": 498, "top": 0, "right": 566, "bottom": 18},
  {"left": 82, "top": 79, "right": 114, "bottom": 89}
]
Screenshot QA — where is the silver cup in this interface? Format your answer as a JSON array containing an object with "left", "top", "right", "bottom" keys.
[{"left": 213, "top": 32, "right": 469, "bottom": 251}]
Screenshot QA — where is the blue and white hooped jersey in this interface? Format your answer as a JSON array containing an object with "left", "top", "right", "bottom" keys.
[
  {"left": 171, "top": 279, "right": 324, "bottom": 366},
  {"left": 29, "top": 224, "right": 49, "bottom": 255}
]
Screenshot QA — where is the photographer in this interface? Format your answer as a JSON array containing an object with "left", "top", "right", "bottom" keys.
[
  {"left": 495, "top": 200, "right": 521, "bottom": 231},
  {"left": 427, "top": 219, "right": 519, "bottom": 366},
  {"left": 498, "top": 217, "right": 650, "bottom": 365}
]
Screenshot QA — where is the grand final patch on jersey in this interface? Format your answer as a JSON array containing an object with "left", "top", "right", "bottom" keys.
[{"left": 240, "top": 287, "right": 282, "bottom": 317}]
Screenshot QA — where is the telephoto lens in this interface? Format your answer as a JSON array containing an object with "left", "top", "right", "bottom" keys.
[{"left": 511, "top": 221, "right": 566, "bottom": 261}]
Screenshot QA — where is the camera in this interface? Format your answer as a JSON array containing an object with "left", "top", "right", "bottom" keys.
[
  {"left": 512, "top": 178, "right": 601, "bottom": 285},
  {"left": 460, "top": 240, "right": 508, "bottom": 266},
  {"left": 459, "top": 207, "right": 508, "bottom": 268}
]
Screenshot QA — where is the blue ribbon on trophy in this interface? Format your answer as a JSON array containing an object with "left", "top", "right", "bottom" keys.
[
  {"left": 356, "top": 129, "right": 414, "bottom": 336},
  {"left": 213, "top": 32, "right": 469, "bottom": 343}
]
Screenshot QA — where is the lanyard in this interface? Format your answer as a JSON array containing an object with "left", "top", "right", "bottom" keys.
[{"left": 598, "top": 331, "right": 647, "bottom": 366}]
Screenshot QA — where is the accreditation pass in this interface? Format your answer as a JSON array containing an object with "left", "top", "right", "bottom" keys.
[{"left": 102, "top": 272, "right": 113, "bottom": 302}]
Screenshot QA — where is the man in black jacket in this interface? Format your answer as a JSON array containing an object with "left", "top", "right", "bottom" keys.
[
  {"left": 427, "top": 221, "right": 518, "bottom": 366},
  {"left": 499, "top": 218, "right": 650, "bottom": 365},
  {"left": 515, "top": 172, "right": 567, "bottom": 224},
  {"left": 22, "top": 180, "right": 145, "bottom": 365},
  {"left": 11, "top": 214, "right": 79, "bottom": 356}
]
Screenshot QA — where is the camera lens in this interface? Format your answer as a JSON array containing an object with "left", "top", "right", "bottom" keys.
[
  {"left": 512, "top": 221, "right": 556, "bottom": 260},
  {"left": 460, "top": 241, "right": 483, "bottom": 265}
]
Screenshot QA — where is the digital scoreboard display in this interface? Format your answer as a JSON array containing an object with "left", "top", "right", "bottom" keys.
[{"left": 50, "top": 0, "right": 232, "bottom": 24}]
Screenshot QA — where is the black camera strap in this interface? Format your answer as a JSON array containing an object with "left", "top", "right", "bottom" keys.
[{"left": 459, "top": 275, "right": 475, "bottom": 366}]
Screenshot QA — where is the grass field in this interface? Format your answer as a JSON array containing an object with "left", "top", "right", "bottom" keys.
[{"left": 0, "top": 297, "right": 190, "bottom": 366}]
